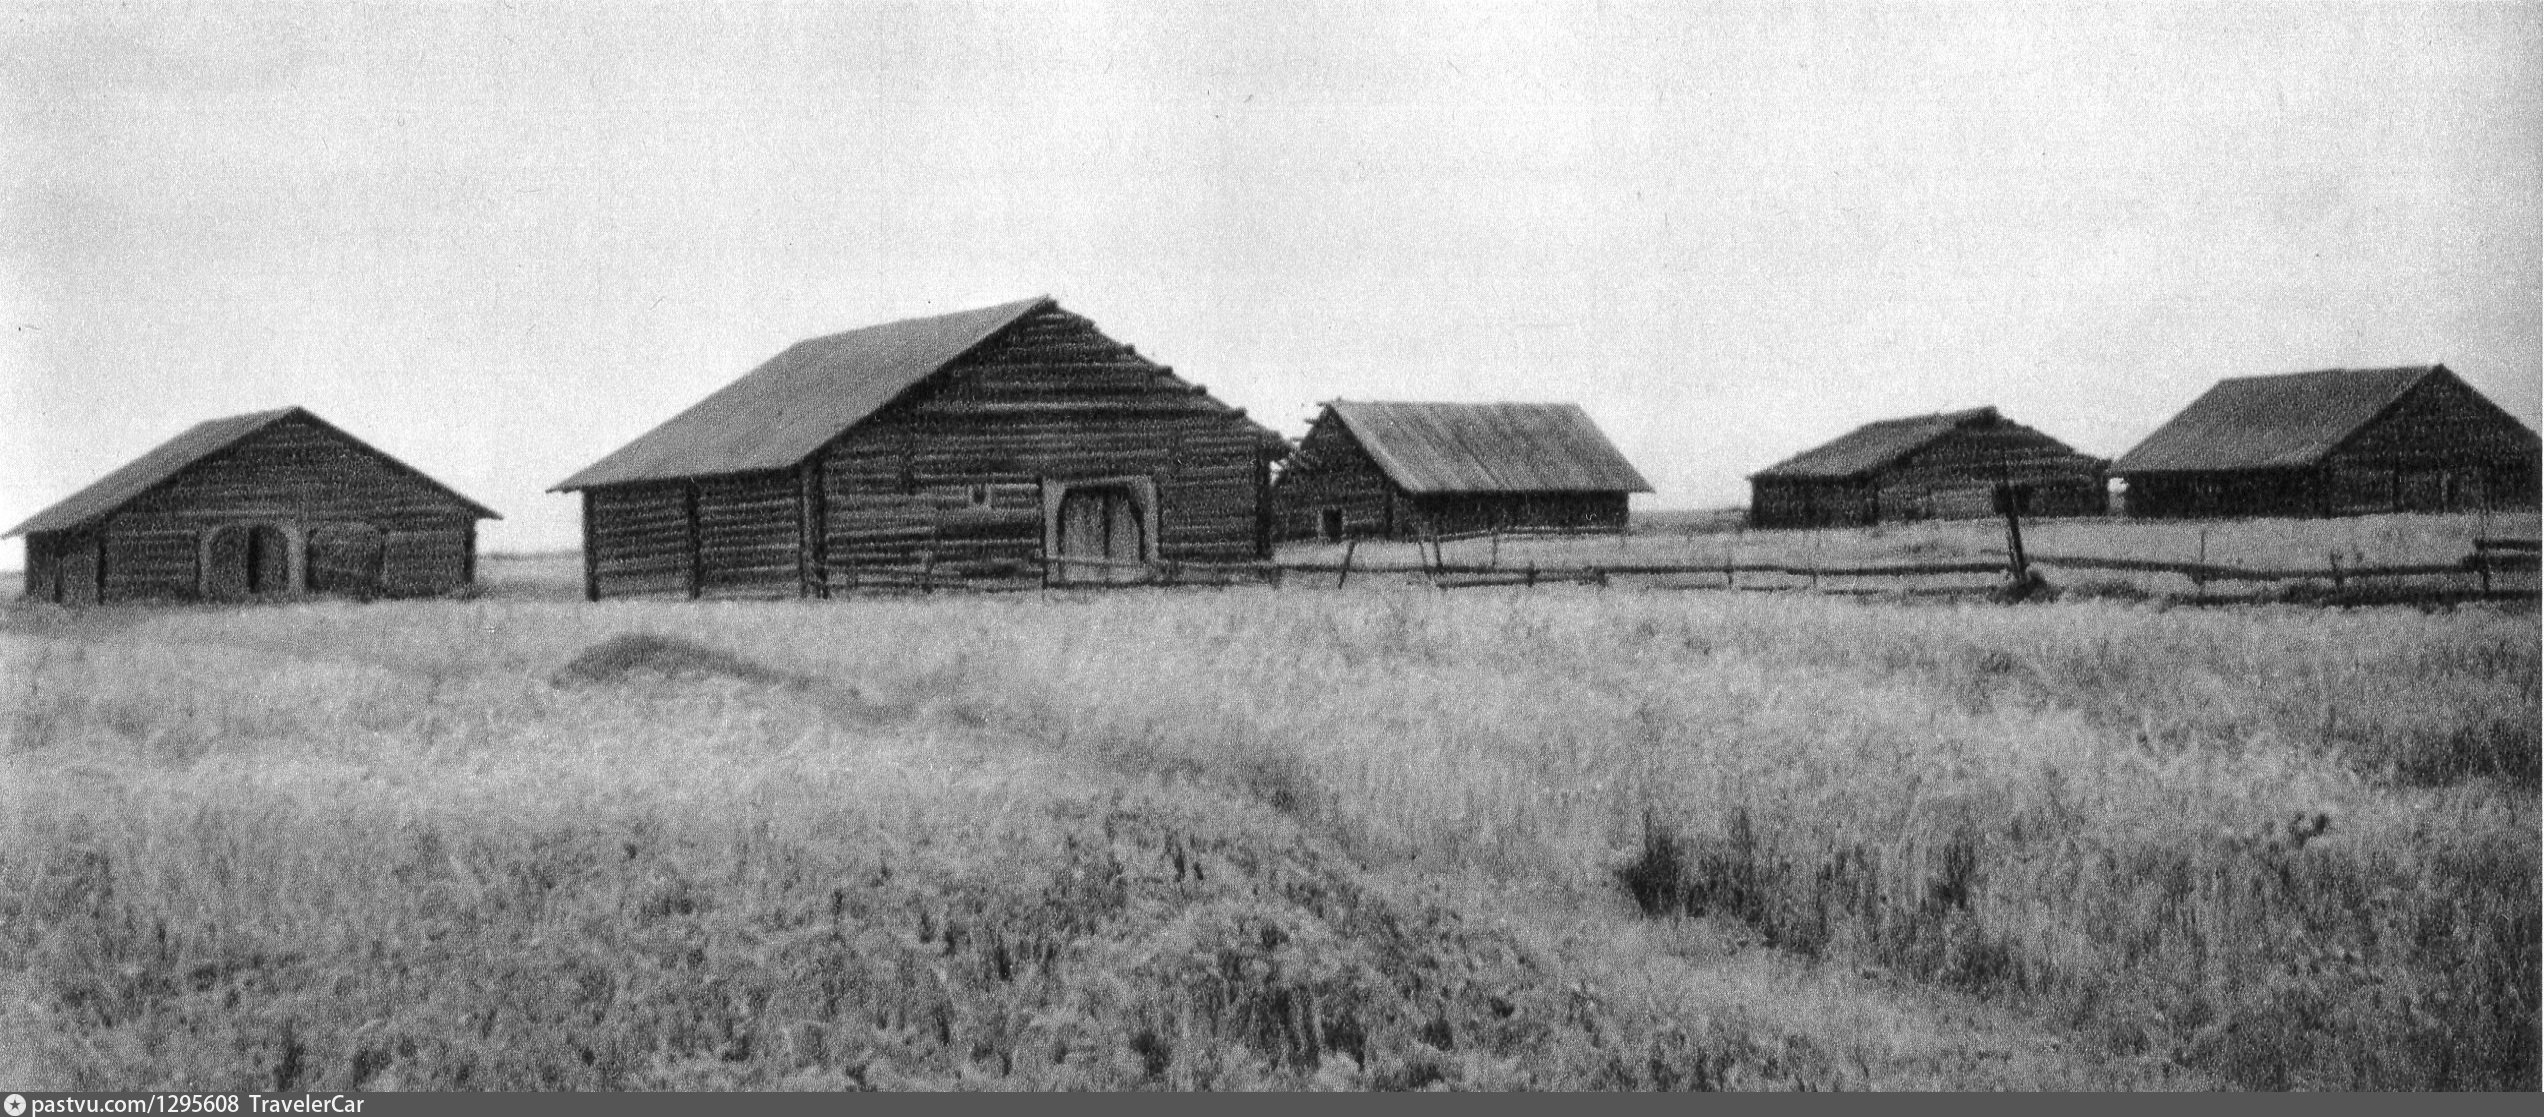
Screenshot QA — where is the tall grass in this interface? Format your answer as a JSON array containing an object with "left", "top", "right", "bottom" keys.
[{"left": 2, "top": 588, "right": 2534, "bottom": 1089}]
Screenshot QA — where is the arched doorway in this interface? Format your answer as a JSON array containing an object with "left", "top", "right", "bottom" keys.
[
  {"left": 204, "top": 523, "right": 294, "bottom": 599},
  {"left": 1047, "top": 480, "right": 1155, "bottom": 584}
]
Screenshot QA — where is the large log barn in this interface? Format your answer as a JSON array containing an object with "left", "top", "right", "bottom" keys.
[
  {"left": 2112, "top": 364, "right": 2541, "bottom": 519},
  {"left": 552, "top": 297, "right": 1284, "bottom": 598},
  {"left": 1272, "top": 401, "right": 1651, "bottom": 541},
  {"left": 1748, "top": 407, "right": 2107, "bottom": 529},
  {"left": 8, "top": 407, "right": 498, "bottom": 604}
]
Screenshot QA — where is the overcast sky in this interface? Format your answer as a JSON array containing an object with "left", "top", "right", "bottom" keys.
[{"left": 5, "top": 1, "right": 2537, "bottom": 553}]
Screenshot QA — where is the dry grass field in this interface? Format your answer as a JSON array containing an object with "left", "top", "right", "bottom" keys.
[{"left": 1, "top": 525, "right": 2536, "bottom": 1090}]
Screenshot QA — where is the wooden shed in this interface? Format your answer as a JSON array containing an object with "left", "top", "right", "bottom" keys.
[
  {"left": 1272, "top": 401, "right": 1651, "bottom": 541},
  {"left": 552, "top": 297, "right": 1284, "bottom": 598},
  {"left": 1748, "top": 407, "right": 2107, "bottom": 529},
  {"left": 8, "top": 407, "right": 498, "bottom": 604},
  {"left": 2112, "top": 365, "right": 2540, "bottom": 519}
]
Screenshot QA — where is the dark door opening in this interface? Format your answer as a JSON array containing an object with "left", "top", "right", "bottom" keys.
[
  {"left": 1319, "top": 507, "right": 1344, "bottom": 543},
  {"left": 206, "top": 524, "right": 292, "bottom": 599}
]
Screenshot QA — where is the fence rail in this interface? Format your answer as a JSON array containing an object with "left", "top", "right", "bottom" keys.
[{"left": 739, "top": 533, "right": 2544, "bottom": 605}]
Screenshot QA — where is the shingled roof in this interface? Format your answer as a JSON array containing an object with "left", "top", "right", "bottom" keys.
[
  {"left": 1325, "top": 401, "right": 1652, "bottom": 494},
  {"left": 6, "top": 407, "right": 498, "bottom": 538},
  {"left": 2113, "top": 365, "right": 2472, "bottom": 474},
  {"left": 1752, "top": 407, "right": 2008, "bottom": 481}
]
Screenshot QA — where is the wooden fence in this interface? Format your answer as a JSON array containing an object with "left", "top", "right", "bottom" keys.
[{"left": 802, "top": 535, "right": 2539, "bottom": 604}]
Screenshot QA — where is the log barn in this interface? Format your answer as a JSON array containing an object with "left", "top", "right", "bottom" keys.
[
  {"left": 1747, "top": 407, "right": 2107, "bottom": 529},
  {"left": 552, "top": 296, "right": 1285, "bottom": 598},
  {"left": 2112, "top": 364, "right": 2540, "bottom": 519},
  {"left": 1272, "top": 401, "right": 1651, "bottom": 541},
  {"left": 8, "top": 407, "right": 498, "bottom": 604}
]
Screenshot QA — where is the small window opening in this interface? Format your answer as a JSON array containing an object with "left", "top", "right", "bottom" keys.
[{"left": 970, "top": 484, "right": 991, "bottom": 507}]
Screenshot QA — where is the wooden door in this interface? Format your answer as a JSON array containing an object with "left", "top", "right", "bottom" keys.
[
  {"left": 205, "top": 526, "right": 251, "bottom": 599},
  {"left": 1056, "top": 485, "right": 1147, "bottom": 583}
]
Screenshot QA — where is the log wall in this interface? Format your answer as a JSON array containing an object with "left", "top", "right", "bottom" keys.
[
  {"left": 1402, "top": 492, "right": 1630, "bottom": 537},
  {"left": 2122, "top": 470, "right": 2317, "bottom": 520},
  {"left": 586, "top": 481, "right": 691, "bottom": 598},
  {"left": 696, "top": 471, "right": 800, "bottom": 597},
  {"left": 67, "top": 414, "right": 482, "bottom": 602},
  {"left": 1748, "top": 477, "right": 1876, "bottom": 530}
]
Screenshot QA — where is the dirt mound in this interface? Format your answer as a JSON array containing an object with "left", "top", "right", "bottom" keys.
[{"left": 552, "top": 633, "right": 793, "bottom": 687}]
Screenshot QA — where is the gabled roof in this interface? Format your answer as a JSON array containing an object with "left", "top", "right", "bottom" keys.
[
  {"left": 2112, "top": 365, "right": 2487, "bottom": 474},
  {"left": 552, "top": 297, "right": 1054, "bottom": 490},
  {"left": 1325, "top": 401, "right": 1652, "bottom": 494},
  {"left": 1752, "top": 407, "right": 2007, "bottom": 481},
  {"left": 7, "top": 407, "right": 499, "bottom": 538}
]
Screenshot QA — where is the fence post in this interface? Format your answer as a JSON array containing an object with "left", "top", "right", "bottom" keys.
[
  {"left": 1997, "top": 482, "right": 2029, "bottom": 587},
  {"left": 2328, "top": 550, "right": 2343, "bottom": 594},
  {"left": 2195, "top": 529, "right": 2208, "bottom": 604},
  {"left": 1526, "top": 563, "right": 1538, "bottom": 588},
  {"left": 1337, "top": 538, "right": 1357, "bottom": 589}
]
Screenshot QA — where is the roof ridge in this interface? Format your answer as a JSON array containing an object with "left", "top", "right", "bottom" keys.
[{"left": 2218, "top": 364, "right": 2440, "bottom": 384}]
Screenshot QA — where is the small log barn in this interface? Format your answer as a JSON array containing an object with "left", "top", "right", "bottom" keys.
[
  {"left": 551, "top": 296, "right": 1285, "bottom": 598},
  {"left": 8, "top": 407, "right": 498, "bottom": 604},
  {"left": 2112, "top": 364, "right": 2540, "bottom": 519},
  {"left": 1748, "top": 407, "right": 2107, "bottom": 529},
  {"left": 1273, "top": 401, "right": 1651, "bottom": 541}
]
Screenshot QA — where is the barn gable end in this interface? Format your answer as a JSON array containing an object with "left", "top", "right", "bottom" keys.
[
  {"left": 1748, "top": 407, "right": 2106, "bottom": 529},
  {"left": 10, "top": 408, "right": 497, "bottom": 603},
  {"left": 1273, "top": 401, "right": 1650, "bottom": 541},
  {"left": 1272, "top": 408, "right": 1402, "bottom": 541}
]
